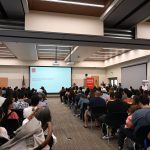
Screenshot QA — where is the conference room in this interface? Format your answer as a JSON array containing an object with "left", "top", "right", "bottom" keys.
[{"left": 0, "top": 0, "right": 150, "bottom": 150}]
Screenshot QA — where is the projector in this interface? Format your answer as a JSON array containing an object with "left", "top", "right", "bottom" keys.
[
  {"left": 66, "top": 62, "right": 75, "bottom": 65},
  {"left": 53, "top": 62, "right": 60, "bottom": 66}
]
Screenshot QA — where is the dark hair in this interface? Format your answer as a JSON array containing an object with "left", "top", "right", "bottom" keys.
[
  {"left": 128, "top": 105, "right": 140, "bottom": 114},
  {"left": 114, "top": 92, "right": 122, "bottom": 99},
  {"left": 126, "top": 90, "right": 132, "bottom": 98},
  {"left": 31, "top": 95, "right": 40, "bottom": 106},
  {"left": 1, "top": 99, "right": 13, "bottom": 117},
  {"left": 18, "top": 91, "right": 25, "bottom": 99},
  {"left": 138, "top": 95, "right": 149, "bottom": 105}
]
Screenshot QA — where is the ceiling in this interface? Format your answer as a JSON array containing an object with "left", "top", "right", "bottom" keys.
[
  {"left": 0, "top": 0, "right": 149, "bottom": 63},
  {"left": 36, "top": 44, "right": 73, "bottom": 60},
  {"left": 0, "top": 42, "right": 16, "bottom": 58},
  {"left": 104, "top": 0, "right": 150, "bottom": 29},
  {"left": 28, "top": 0, "right": 114, "bottom": 17},
  {"left": 85, "top": 48, "right": 131, "bottom": 61},
  {"left": 3, "top": 41, "right": 132, "bottom": 62}
]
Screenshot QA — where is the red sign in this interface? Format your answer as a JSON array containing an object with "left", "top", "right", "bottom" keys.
[
  {"left": 86, "top": 77, "right": 94, "bottom": 89},
  {"left": 32, "top": 68, "right": 36, "bottom": 73}
]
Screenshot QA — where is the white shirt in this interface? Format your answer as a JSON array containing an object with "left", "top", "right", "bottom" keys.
[
  {"left": 0, "top": 127, "right": 9, "bottom": 140},
  {"left": 0, "top": 96, "right": 6, "bottom": 107},
  {"left": 23, "top": 106, "right": 34, "bottom": 118}
]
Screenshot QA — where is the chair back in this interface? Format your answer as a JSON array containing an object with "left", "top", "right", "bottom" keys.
[
  {"left": 108, "top": 112, "right": 128, "bottom": 127},
  {"left": 1, "top": 119, "right": 19, "bottom": 138},
  {"left": 91, "top": 106, "right": 107, "bottom": 118},
  {"left": 0, "top": 137, "right": 8, "bottom": 146}
]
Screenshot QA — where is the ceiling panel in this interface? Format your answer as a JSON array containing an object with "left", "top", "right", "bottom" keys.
[
  {"left": 36, "top": 44, "right": 73, "bottom": 60},
  {"left": 28, "top": 0, "right": 114, "bottom": 17},
  {"left": 85, "top": 48, "right": 131, "bottom": 61},
  {"left": 0, "top": 42, "right": 16, "bottom": 58}
]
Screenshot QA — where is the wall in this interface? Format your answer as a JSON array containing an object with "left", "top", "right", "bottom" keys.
[
  {"left": 0, "top": 66, "right": 29, "bottom": 88},
  {"left": 106, "top": 56, "right": 150, "bottom": 86},
  {"left": 0, "top": 66, "right": 106, "bottom": 89},
  {"left": 25, "top": 11, "right": 104, "bottom": 36},
  {"left": 72, "top": 67, "right": 106, "bottom": 87}
]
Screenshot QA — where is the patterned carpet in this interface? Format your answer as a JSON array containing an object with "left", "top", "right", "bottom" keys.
[{"left": 48, "top": 98, "right": 118, "bottom": 150}]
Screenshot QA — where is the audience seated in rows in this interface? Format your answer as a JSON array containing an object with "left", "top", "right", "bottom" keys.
[
  {"left": 0, "top": 86, "right": 54, "bottom": 150},
  {"left": 60, "top": 83, "right": 150, "bottom": 150}
]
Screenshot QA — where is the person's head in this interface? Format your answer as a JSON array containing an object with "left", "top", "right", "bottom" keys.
[
  {"left": 138, "top": 95, "right": 149, "bottom": 108},
  {"left": 18, "top": 91, "right": 25, "bottom": 99},
  {"left": 114, "top": 92, "right": 122, "bottom": 100},
  {"left": 125, "top": 90, "right": 133, "bottom": 98},
  {"left": 1, "top": 99, "right": 13, "bottom": 115},
  {"left": 95, "top": 90, "right": 101, "bottom": 97},
  {"left": 31, "top": 95, "right": 40, "bottom": 106},
  {"left": 128, "top": 105, "right": 140, "bottom": 115}
]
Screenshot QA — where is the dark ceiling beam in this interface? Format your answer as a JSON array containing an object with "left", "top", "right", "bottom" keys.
[
  {"left": 0, "top": 29, "right": 150, "bottom": 50},
  {"left": 104, "top": 0, "right": 149, "bottom": 28},
  {"left": 0, "top": 0, "right": 25, "bottom": 20},
  {"left": 118, "top": 1, "right": 150, "bottom": 28}
]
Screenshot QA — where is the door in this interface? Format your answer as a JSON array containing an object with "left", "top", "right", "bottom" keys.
[{"left": 109, "top": 77, "right": 117, "bottom": 86}]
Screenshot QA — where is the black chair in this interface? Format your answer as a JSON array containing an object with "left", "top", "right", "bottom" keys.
[
  {"left": 1, "top": 119, "right": 19, "bottom": 138},
  {"left": 90, "top": 106, "right": 107, "bottom": 128},
  {"left": 0, "top": 137, "right": 8, "bottom": 146},
  {"left": 103, "top": 112, "right": 128, "bottom": 143}
]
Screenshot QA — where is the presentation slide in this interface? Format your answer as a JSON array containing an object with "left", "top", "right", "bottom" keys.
[{"left": 30, "top": 67, "right": 72, "bottom": 93}]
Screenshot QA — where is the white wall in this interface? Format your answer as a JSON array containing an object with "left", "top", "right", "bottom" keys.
[
  {"left": 0, "top": 66, "right": 105, "bottom": 88},
  {"left": 106, "top": 56, "right": 150, "bottom": 86},
  {"left": 25, "top": 11, "right": 104, "bottom": 36},
  {"left": 0, "top": 66, "right": 29, "bottom": 88},
  {"left": 136, "top": 22, "right": 150, "bottom": 39},
  {"left": 72, "top": 67, "right": 106, "bottom": 86}
]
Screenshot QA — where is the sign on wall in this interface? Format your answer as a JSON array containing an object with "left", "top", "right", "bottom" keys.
[{"left": 86, "top": 77, "right": 94, "bottom": 89}]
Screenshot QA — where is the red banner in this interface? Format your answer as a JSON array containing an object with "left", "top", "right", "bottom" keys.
[{"left": 86, "top": 77, "right": 94, "bottom": 89}]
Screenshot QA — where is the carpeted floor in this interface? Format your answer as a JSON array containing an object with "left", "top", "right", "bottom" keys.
[{"left": 48, "top": 98, "right": 118, "bottom": 150}]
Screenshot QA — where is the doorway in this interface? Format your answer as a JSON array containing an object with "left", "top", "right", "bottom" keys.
[{"left": 109, "top": 77, "right": 118, "bottom": 86}]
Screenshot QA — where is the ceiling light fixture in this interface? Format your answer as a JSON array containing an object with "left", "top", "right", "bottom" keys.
[
  {"left": 41, "top": 0, "right": 104, "bottom": 8},
  {"left": 38, "top": 44, "right": 72, "bottom": 47}
]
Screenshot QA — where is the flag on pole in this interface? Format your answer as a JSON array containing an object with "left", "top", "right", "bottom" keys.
[{"left": 22, "top": 75, "right": 26, "bottom": 88}]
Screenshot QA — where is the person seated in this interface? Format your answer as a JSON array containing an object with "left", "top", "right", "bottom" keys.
[
  {"left": 38, "top": 93, "right": 48, "bottom": 107},
  {"left": 1, "top": 98, "right": 19, "bottom": 138},
  {"left": 12, "top": 91, "right": 29, "bottom": 110},
  {"left": 23, "top": 95, "right": 53, "bottom": 150},
  {"left": 100, "top": 92, "right": 128, "bottom": 139},
  {"left": 118, "top": 95, "right": 150, "bottom": 150},
  {"left": 78, "top": 94, "right": 89, "bottom": 120},
  {"left": 23, "top": 94, "right": 40, "bottom": 119},
  {"left": 84, "top": 90, "right": 106, "bottom": 128},
  {"left": 1, "top": 99, "right": 19, "bottom": 121},
  {"left": 123, "top": 89, "right": 134, "bottom": 105}
]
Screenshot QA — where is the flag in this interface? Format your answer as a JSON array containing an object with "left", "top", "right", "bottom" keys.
[{"left": 22, "top": 75, "right": 26, "bottom": 88}]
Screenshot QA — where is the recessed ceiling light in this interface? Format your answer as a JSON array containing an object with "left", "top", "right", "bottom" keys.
[
  {"left": 0, "top": 47, "right": 7, "bottom": 49},
  {"left": 41, "top": 0, "right": 104, "bottom": 8},
  {"left": 37, "top": 44, "right": 72, "bottom": 47},
  {"left": 38, "top": 49, "right": 70, "bottom": 51}
]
